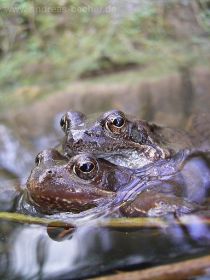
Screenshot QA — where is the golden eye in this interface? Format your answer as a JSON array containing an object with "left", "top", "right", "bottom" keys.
[
  {"left": 60, "top": 114, "right": 70, "bottom": 134},
  {"left": 35, "top": 153, "right": 43, "bottom": 166},
  {"left": 73, "top": 157, "right": 98, "bottom": 180},
  {"left": 105, "top": 112, "right": 126, "bottom": 134}
]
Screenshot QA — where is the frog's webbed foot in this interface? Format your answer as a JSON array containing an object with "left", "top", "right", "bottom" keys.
[
  {"left": 147, "top": 199, "right": 198, "bottom": 217},
  {"left": 119, "top": 192, "right": 199, "bottom": 218}
]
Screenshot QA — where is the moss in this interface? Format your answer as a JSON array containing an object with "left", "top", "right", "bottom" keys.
[{"left": 0, "top": 0, "right": 209, "bottom": 111}]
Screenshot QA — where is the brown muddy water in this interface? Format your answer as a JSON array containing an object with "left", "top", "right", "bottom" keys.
[{"left": 0, "top": 68, "right": 210, "bottom": 279}]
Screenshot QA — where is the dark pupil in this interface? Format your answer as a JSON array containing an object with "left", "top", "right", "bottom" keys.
[
  {"left": 80, "top": 162, "right": 94, "bottom": 173},
  {"left": 35, "top": 155, "right": 41, "bottom": 165},
  {"left": 113, "top": 117, "right": 124, "bottom": 127},
  {"left": 60, "top": 117, "right": 65, "bottom": 128}
]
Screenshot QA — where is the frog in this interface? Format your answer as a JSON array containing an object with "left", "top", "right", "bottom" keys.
[
  {"left": 60, "top": 110, "right": 196, "bottom": 169},
  {"left": 25, "top": 149, "right": 210, "bottom": 217},
  {"left": 25, "top": 149, "right": 130, "bottom": 215}
]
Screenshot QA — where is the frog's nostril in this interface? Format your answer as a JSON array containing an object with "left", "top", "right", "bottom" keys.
[
  {"left": 39, "top": 169, "right": 56, "bottom": 183},
  {"left": 84, "top": 130, "right": 101, "bottom": 137},
  {"left": 45, "top": 169, "right": 55, "bottom": 177}
]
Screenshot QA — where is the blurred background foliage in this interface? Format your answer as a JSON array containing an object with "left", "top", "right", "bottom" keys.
[{"left": 0, "top": 0, "right": 209, "bottom": 110}]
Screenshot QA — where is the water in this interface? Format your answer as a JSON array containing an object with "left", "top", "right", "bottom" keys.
[
  {"left": 0, "top": 120, "right": 210, "bottom": 279},
  {"left": 0, "top": 213, "right": 210, "bottom": 279}
]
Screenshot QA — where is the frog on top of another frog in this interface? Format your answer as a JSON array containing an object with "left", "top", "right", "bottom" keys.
[
  {"left": 25, "top": 148, "right": 210, "bottom": 217},
  {"left": 59, "top": 109, "right": 206, "bottom": 169}
]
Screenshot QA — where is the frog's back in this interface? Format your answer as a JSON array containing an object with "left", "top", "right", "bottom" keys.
[
  {"left": 151, "top": 124, "right": 193, "bottom": 153},
  {"left": 186, "top": 113, "right": 210, "bottom": 150},
  {"left": 153, "top": 113, "right": 210, "bottom": 153}
]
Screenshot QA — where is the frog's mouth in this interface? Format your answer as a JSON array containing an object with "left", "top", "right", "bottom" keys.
[{"left": 26, "top": 180, "right": 115, "bottom": 214}]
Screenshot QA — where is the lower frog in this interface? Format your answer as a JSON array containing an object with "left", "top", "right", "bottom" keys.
[
  {"left": 24, "top": 149, "right": 210, "bottom": 217},
  {"left": 60, "top": 110, "right": 209, "bottom": 169},
  {"left": 24, "top": 149, "right": 129, "bottom": 215}
]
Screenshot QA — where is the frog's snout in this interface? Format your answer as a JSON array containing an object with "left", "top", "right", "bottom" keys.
[
  {"left": 39, "top": 169, "right": 57, "bottom": 183},
  {"left": 68, "top": 129, "right": 93, "bottom": 148}
]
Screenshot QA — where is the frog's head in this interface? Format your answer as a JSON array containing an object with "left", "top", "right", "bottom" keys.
[
  {"left": 61, "top": 110, "right": 169, "bottom": 167},
  {"left": 26, "top": 149, "right": 131, "bottom": 214}
]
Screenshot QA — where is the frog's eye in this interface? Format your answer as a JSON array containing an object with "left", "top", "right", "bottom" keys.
[
  {"left": 105, "top": 111, "right": 126, "bottom": 134},
  {"left": 35, "top": 153, "right": 43, "bottom": 166},
  {"left": 73, "top": 157, "right": 98, "bottom": 180},
  {"left": 60, "top": 114, "right": 70, "bottom": 134}
]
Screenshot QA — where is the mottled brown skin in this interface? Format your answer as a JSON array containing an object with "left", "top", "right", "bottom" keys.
[
  {"left": 26, "top": 149, "right": 210, "bottom": 216},
  {"left": 26, "top": 149, "right": 132, "bottom": 214},
  {"left": 60, "top": 110, "right": 193, "bottom": 168}
]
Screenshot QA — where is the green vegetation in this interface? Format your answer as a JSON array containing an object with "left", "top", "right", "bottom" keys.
[{"left": 0, "top": 0, "right": 209, "bottom": 109}]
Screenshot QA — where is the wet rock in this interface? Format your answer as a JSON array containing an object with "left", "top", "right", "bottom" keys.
[{"left": 0, "top": 124, "right": 36, "bottom": 184}]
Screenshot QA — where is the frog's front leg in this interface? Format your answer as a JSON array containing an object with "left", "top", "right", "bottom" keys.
[{"left": 119, "top": 191, "right": 200, "bottom": 217}]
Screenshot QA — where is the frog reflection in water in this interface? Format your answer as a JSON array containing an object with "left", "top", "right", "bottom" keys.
[
  {"left": 26, "top": 149, "right": 210, "bottom": 217},
  {"left": 60, "top": 110, "right": 199, "bottom": 169}
]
